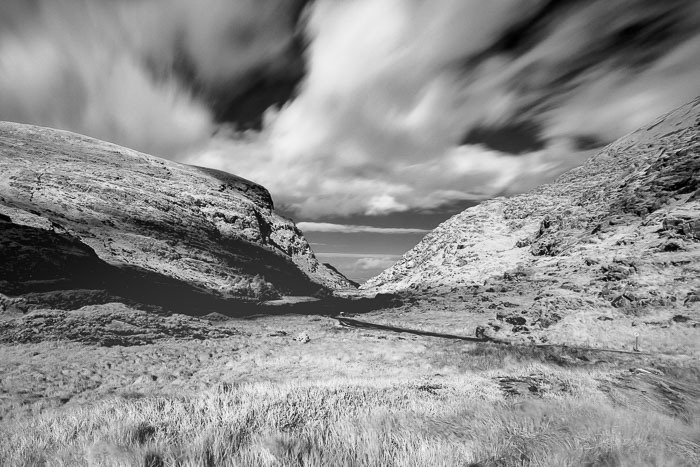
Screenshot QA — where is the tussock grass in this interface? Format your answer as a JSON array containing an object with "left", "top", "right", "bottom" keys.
[
  {"left": 2, "top": 376, "right": 699, "bottom": 467},
  {"left": 2, "top": 312, "right": 699, "bottom": 466}
]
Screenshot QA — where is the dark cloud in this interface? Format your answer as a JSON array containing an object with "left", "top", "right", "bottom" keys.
[
  {"left": 463, "top": 0, "right": 700, "bottom": 137},
  {"left": 461, "top": 122, "right": 546, "bottom": 154},
  {"left": 0, "top": 0, "right": 40, "bottom": 30},
  {"left": 169, "top": 0, "right": 311, "bottom": 129}
]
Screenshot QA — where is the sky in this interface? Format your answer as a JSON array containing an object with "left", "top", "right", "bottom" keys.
[{"left": 2, "top": 0, "right": 700, "bottom": 282}]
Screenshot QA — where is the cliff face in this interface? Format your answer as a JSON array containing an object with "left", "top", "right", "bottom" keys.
[
  {"left": 0, "top": 122, "right": 354, "bottom": 306},
  {"left": 363, "top": 98, "right": 700, "bottom": 340}
]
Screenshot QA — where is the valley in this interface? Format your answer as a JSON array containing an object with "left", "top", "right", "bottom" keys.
[{"left": 1, "top": 98, "right": 699, "bottom": 465}]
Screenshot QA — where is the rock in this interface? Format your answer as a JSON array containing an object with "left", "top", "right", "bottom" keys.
[
  {"left": 684, "top": 293, "right": 700, "bottom": 306},
  {"left": 611, "top": 293, "right": 639, "bottom": 309},
  {"left": 267, "top": 330, "right": 288, "bottom": 337},
  {"left": 293, "top": 331, "right": 310, "bottom": 343},
  {"left": 506, "top": 316, "right": 527, "bottom": 326},
  {"left": 0, "top": 122, "right": 355, "bottom": 306},
  {"left": 534, "top": 312, "right": 562, "bottom": 329},
  {"left": 663, "top": 213, "right": 700, "bottom": 240},
  {"left": 204, "top": 313, "right": 230, "bottom": 322},
  {"left": 600, "top": 264, "right": 635, "bottom": 282},
  {"left": 671, "top": 315, "right": 690, "bottom": 323},
  {"left": 487, "top": 321, "right": 502, "bottom": 333},
  {"left": 496, "top": 313, "right": 526, "bottom": 326},
  {"left": 0, "top": 293, "right": 28, "bottom": 313},
  {"left": 658, "top": 241, "right": 685, "bottom": 252},
  {"left": 515, "top": 238, "right": 532, "bottom": 248},
  {"left": 133, "top": 374, "right": 158, "bottom": 385},
  {"left": 0, "top": 303, "right": 242, "bottom": 346}
]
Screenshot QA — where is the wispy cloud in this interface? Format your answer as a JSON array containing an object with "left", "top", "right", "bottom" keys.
[
  {"left": 297, "top": 222, "right": 429, "bottom": 234},
  {"left": 315, "top": 253, "right": 402, "bottom": 259},
  {"left": 352, "top": 257, "right": 400, "bottom": 272},
  {"left": 253, "top": 0, "right": 700, "bottom": 217},
  {"left": 0, "top": 0, "right": 304, "bottom": 157}
]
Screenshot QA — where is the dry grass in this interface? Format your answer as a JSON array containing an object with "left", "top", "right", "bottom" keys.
[
  {"left": 1, "top": 309, "right": 699, "bottom": 466},
  {"left": 2, "top": 368, "right": 699, "bottom": 466}
]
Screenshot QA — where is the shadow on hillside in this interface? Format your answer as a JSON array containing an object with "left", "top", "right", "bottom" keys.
[{"left": 0, "top": 220, "right": 396, "bottom": 317}]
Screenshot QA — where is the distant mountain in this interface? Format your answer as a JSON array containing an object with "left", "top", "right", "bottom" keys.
[
  {"left": 0, "top": 122, "right": 354, "bottom": 312},
  {"left": 363, "top": 98, "right": 700, "bottom": 339}
]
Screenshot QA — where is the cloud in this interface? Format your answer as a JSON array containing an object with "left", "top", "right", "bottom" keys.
[
  {"left": 186, "top": 129, "right": 586, "bottom": 218},
  {"left": 297, "top": 222, "right": 429, "bottom": 234},
  {"left": 0, "top": 0, "right": 305, "bottom": 156},
  {"left": 4, "top": 0, "right": 700, "bottom": 219},
  {"left": 352, "top": 257, "right": 400, "bottom": 272},
  {"left": 315, "top": 253, "right": 402, "bottom": 259},
  {"left": 223, "top": 0, "right": 700, "bottom": 217},
  {"left": 0, "top": 0, "right": 208, "bottom": 156},
  {"left": 541, "top": 34, "right": 700, "bottom": 142},
  {"left": 271, "top": 0, "right": 541, "bottom": 163}
]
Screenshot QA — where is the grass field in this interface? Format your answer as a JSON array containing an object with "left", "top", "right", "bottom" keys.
[
  {"left": 1, "top": 304, "right": 699, "bottom": 466},
  {"left": 4, "top": 375, "right": 700, "bottom": 466}
]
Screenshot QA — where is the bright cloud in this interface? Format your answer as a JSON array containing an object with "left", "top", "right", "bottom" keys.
[
  {"left": 186, "top": 132, "right": 585, "bottom": 218},
  {"left": 297, "top": 222, "right": 429, "bottom": 235},
  {"left": 353, "top": 257, "right": 401, "bottom": 272}
]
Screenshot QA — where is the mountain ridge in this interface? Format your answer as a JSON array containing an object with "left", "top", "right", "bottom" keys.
[
  {"left": 364, "top": 97, "right": 700, "bottom": 292},
  {"left": 361, "top": 97, "right": 699, "bottom": 343},
  {"left": 0, "top": 121, "right": 355, "bottom": 309}
]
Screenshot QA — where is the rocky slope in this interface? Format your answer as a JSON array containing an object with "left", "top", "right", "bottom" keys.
[
  {"left": 363, "top": 97, "right": 700, "bottom": 342},
  {"left": 0, "top": 122, "right": 354, "bottom": 310}
]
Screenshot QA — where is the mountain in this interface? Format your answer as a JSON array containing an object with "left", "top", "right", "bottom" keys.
[
  {"left": 0, "top": 122, "right": 354, "bottom": 312},
  {"left": 363, "top": 98, "right": 699, "bottom": 340}
]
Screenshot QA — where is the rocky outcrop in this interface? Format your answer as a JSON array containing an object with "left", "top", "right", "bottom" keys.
[
  {"left": 0, "top": 303, "right": 242, "bottom": 346},
  {"left": 0, "top": 122, "right": 354, "bottom": 308},
  {"left": 363, "top": 97, "right": 700, "bottom": 341}
]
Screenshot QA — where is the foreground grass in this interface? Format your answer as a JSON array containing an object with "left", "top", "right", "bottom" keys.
[
  {"left": 2, "top": 310, "right": 699, "bottom": 466},
  {"left": 2, "top": 373, "right": 699, "bottom": 467}
]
